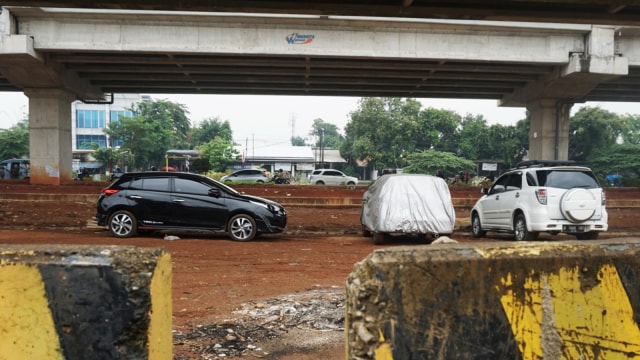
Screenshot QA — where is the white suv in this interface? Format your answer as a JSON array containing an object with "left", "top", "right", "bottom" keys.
[
  {"left": 471, "top": 161, "right": 608, "bottom": 241},
  {"left": 308, "top": 169, "right": 358, "bottom": 186}
]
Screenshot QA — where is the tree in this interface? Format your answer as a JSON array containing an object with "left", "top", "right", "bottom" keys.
[
  {"left": 190, "top": 117, "right": 232, "bottom": 147},
  {"left": 104, "top": 100, "right": 189, "bottom": 169},
  {"left": 569, "top": 106, "right": 624, "bottom": 162},
  {"left": 589, "top": 143, "right": 640, "bottom": 179},
  {"left": 0, "top": 119, "right": 29, "bottom": 160},
  {"left": 90, "top": 143, "right": 120, "bottom": 172},
  {"left": 403, "top": 150, "right": 476, "bottom": 178},
  {"left": 309, "top": 118, "right": 343, "bottom": 148},
  {"left": 290, "top": 136, "right": 306, "bottom": 146},
  {"left": 137, "top": 99, "right": 192, "bottom": 149},
  {"left": 198, "top": 137, "right": 239, "bottom": 172},
  {"left": 342, "top": 98, "right": 423, "bottom": 170}
]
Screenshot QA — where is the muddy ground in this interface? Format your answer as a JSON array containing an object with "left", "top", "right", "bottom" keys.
[{"left": 0, "top": 180, "right": 639, "bottom": 359}]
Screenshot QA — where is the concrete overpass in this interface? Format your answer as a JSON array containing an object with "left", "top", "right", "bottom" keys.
[
  {"left": 4, "top": 0, "right": 640, "bottom": 26},
  {"left": 0, "top": 6, "right": 638, "bottom": 183}
]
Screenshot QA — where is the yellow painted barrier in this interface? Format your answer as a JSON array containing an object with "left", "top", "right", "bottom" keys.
[
  {"left": 0, "top": 245, "right": 172, "bottom": 360},
  {"left": 346, "top": 239, "right": 640, "bottom": 359}
]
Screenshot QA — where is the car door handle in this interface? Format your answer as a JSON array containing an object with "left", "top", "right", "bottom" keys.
[
  {"left": 495, "top": 195, "right": 500, "bottom": 200},
  {"left": 129, "top": 195, "right": 142, "bottom": 199},
  {"left": 173, "top": 199, "right": 185, "bottom": 203},
  {"left": 515, "top": 192, "right": 520, "bottom": 198}
]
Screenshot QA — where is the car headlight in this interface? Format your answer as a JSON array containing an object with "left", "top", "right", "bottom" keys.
[{"left": 251, "top": 201, "right": 280, "bottom": 213}]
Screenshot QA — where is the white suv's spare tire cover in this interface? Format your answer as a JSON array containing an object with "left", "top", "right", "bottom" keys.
[{"left": 560, "top": 188, "right": 597, "bottom": 223}]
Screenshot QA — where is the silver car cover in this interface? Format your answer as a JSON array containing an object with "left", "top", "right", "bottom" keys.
[{"left": 361, "top": 174, "right": 455, "bottom": 235}]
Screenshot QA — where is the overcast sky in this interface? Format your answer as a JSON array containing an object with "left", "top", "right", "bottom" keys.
[{"left": 1, "top": 92, "right": 638, "bottom": 147}]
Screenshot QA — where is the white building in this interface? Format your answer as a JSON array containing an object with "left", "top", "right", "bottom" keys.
[{"left": 71, "top": 94, "right": 151, "bottom": 172}]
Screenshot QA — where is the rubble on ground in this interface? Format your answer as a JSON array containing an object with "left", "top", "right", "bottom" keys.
[{"left": 173, "top": 286, "right": 345, "bottom": 359}]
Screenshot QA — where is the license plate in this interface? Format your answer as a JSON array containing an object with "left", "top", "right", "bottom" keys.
[{"left": 563, "top": 225, "right": 585, "bottom": 233}]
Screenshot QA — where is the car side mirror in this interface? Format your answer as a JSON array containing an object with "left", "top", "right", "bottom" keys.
[
  {"left": 208, "top": 189, "right": 221, "bottom": 198},
  {"left": 481, "top": 187, "right": 488, "bottom": 195}
]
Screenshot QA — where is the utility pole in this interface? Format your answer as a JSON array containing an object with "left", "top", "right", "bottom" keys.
[{"left": 288, "top": 113, "right": 296, "bottom": 140}]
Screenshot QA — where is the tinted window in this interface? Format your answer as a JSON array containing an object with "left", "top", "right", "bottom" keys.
[
  {"left": 326, "top": 171, "right": 341, "bottom": 176},
  {"left": 536, "top": 170, "right": 599, "bottom": 189},
  {"left": 129, "top": 177, "right": 170, "bottom": 191},
  {"left": 489, "top": 175, "right": 509, "bottom": 194},
  {"left": 506, "top": 173, "right": 522, "bottom": 191},
  {"left": 312, "top": 170, "right": 321, "bottom": 175},
  {"left": 174, "top": 178, "right": 212, "bottom": 194}
]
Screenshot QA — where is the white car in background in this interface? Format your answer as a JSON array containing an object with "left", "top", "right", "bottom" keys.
[
  {"left": 308, "top": 169, "right": 358, "bottom": 186},
  {"left": 470, "top": 160, "right": 608, "bottom": 241}
]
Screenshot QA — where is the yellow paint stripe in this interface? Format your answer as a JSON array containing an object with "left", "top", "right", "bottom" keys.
[
  {"left": 148, "top": 252, "right": 173, "bottom": 360},
  {"left": 0, "top": 264, "right": 63, "bottom": 360},
  {"left": 374, "top": 329, "right": 394, "bottom": 360},
  {"left": 499, "top": 264, "right": 640, "bottom": 359}
]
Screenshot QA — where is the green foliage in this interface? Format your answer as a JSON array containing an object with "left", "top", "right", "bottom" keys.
[
  {"left": 103, "top": 99, "right": 192, "bottom": 170},
  {"left": 588, "top": 143, "right": 640, "bottom": 178},
  {"left": 290, "top": 136, "right": 306, "bottom": 146},
  {"left": 309, "top": 118, "right": 343, "bottom": 148},
  {"left": 0, "top": 119, "right": 29, "bottom": 160},
  {"left": 403, "top": 150, "right": 476, "bottom": 177},
  {"left": 90, "top": 143, "right": 120, "bottom": 170},
  {"left": 190, "top": 117, "right": 232, "bottom": 147},
  {"left": 198, "top": 137, "right": 239, "bottom": 172},
  {"left": 569, "top": 106, "right": 624, "bottom": 162}
]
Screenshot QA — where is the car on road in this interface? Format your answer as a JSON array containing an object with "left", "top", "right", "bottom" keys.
[
  {"left": 96, "top": 171, "right": 287, "bottom": 241},
  {"left": 470, "top": 160, "right": 608, "bottom": 241},
  {"left": 308, "top": 169, "right": 358, "bottom": 186},
  {"left": 0, "top": 158, "right": 30, "bottom": 179},
  {"left": 360, "top": 174, "right": 455, "bottom": 244},
  {"left": 220, "top": 169, "right": 270, "bottom": 184}
]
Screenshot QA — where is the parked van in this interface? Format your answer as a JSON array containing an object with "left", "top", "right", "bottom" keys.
[{"left": 0, "top": 159, "right": 30, "bottom": 179}]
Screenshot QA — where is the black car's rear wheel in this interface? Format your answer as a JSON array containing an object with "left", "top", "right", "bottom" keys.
[
  {"left": 108, "top": 210, "right": 137, "bottom": 238},
  {"left": 228, "top": 214, "right": 257, "bottom": 241}
]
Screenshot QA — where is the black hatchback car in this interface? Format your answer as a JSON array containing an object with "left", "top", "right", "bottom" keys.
[{"left": 96, "top": 172, "right": 287, "bottom": 241}]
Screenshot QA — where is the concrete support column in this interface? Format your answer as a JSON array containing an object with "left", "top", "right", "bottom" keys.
[
  {"left": 526, "top": 99, "right": 572, "bottom": 161},
  {"left": 24, "top": 88, "right": 75, "bottom": 185}
]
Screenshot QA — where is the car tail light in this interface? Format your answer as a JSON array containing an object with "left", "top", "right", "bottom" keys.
[
  {"left": 535, "top": 188, "right": 547, "bottom": 205},
  {"left": 601, "top": 190, "right": 606, "bottom": 205},
  {"left": 102, "top": 188, "right": 120, "bottom": 197}
]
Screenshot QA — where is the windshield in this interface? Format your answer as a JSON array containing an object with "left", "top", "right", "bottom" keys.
[
  {"left": 536, "top": 169, "right": 599, "bottom": 189},
  {"left": 205, "top": 175, "right": 240, "bottom": 194}
]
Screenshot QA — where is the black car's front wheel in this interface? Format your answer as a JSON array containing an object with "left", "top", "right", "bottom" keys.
[
  {"left": 228, "top": 214, "right": 257, "bottom": 241},
  {"left": 108, "top": 210, "right": 137, "bottom": 238}
]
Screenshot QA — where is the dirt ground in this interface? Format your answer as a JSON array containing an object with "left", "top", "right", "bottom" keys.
[{"left": 1, "top": 180, "right": 639, "bottom": 359}]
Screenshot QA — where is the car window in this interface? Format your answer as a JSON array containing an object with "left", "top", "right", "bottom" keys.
[
  {"left": 537, "top": 170, "right": 599, "bottom": 189},
  {"left": 489, "top": 175, "right": 509, "bottom": 194},
  {"left": 526, "top": 172, "right": 537, "bottom": 186},
  {"left": 312, "top": 170, "right": 321, "bottom": 175},
  {"left": 326, "top": 171, "right": 341, "bottom": 176},
  {"left": 129, "top": 177, "right": 170, "bottom": 191},
  {"left": 174, "top": 177, "right": 212, "bottom": 194},
  {"left": 506, "top": 173, "right": 522, "bottom": 191}
]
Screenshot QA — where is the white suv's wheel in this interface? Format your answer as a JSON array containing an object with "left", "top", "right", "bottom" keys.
[{"left": 560, "top": 188, "right": 597, "bottom": 223}]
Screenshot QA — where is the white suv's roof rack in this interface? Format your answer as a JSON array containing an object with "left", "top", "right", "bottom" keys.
[{"left": 515, "top": 160, "right": 577, "bottom": 169}]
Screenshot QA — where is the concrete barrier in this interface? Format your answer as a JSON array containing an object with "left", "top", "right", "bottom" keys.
[
  {"left": 0, "top": 244, "right": 172, "bottom": 360},
  {"left": 346, "top": 239, "right": 640, "bottom": 359}
]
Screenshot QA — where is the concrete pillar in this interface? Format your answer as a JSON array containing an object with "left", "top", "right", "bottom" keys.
[
  {"left": 0, "top": 244, "right": 172, "bottom": 360},
  {"left": 24, "top": 88, "right": 75, "bottom": 185},
  {"left": 526, "top": 99, "right": 572, "bottom": 161}
]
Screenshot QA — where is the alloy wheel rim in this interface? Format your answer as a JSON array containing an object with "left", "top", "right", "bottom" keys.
[
  {"left": 231, "top": 217, "right": 253, "bottom": 240},
  {"left": 112, "top": 214, "right": 132, "bottom": 236}
]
